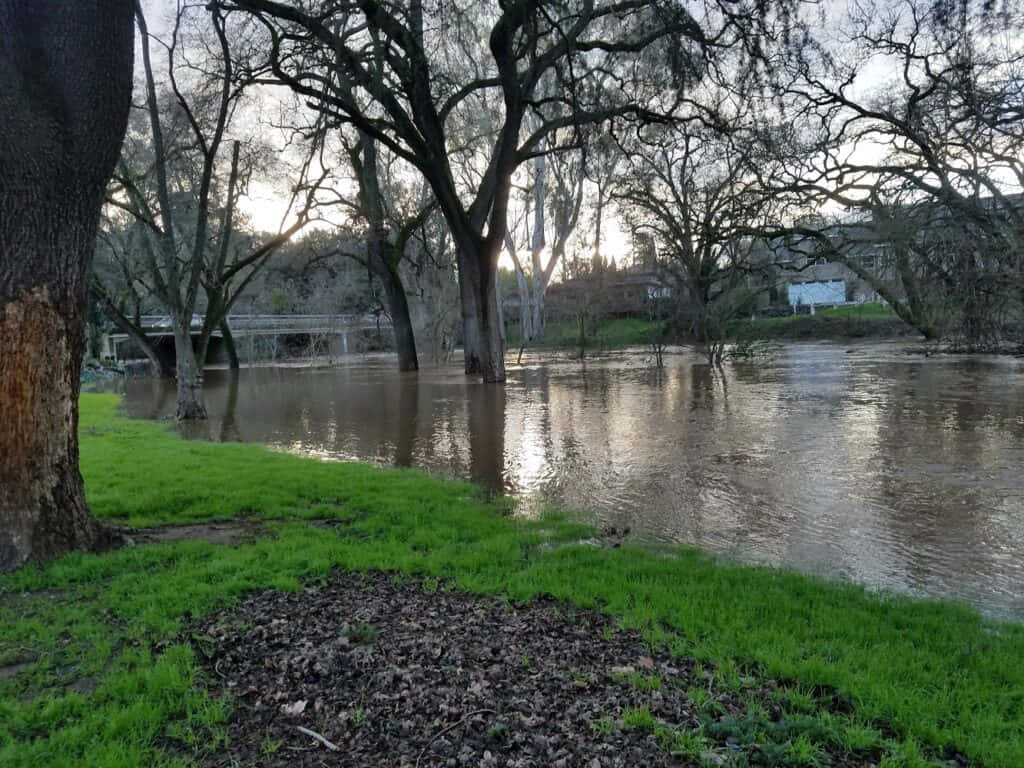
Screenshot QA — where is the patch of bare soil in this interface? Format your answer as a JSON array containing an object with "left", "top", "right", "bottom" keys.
[
  {"left": 127, "top": 521, "right": 268, "bottom": 546},
  {"left": 190, "top": 573, "right": 880, "bottom": 768}
]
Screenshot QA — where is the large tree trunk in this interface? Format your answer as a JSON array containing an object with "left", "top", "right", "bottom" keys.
[
  {"left": 897, "top": 258, "right": 941, "bottom": 340},
  {"left": 477, "top": 251, "right": 507, "bottom": 383},
  {"left": 353, "top": 131, "right": 420, "bottom": 372},
  {"left": 458, "top": 265, "right": 483, "bottom": 375},
  {"left": 381, "top": 261, "right": 419, "bottom": 372},
  {"left": 220, "top": 319, "right": 240, "bottom": 370},
  {"left": 171, "top": 317, "right": 207, "bottom": 420},
  {"left": 452, "top": 226, "right": 505, "bottom": 379},
  {"left": 841, "top": 254, "right": 938, "bottom": 340},
  {"left": 0, "top": 0, "right": 134, "bottom": 572}
]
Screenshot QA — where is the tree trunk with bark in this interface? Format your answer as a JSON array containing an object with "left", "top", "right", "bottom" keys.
[
  {"left": 451, "top": 232, "right": 506, "bottom": 381},
  {"left": 840, "top": 253, "right": 940, "bottom": 340},
  {"left": 380, "top": 256, "right": 419, "bottom": 372},
  {"left": 458, "top": 265, "right": 484, "bottom": 375},
  {"left": 352, "top": 131, "right": 420, "bottom": 372},
  {"left": 0, "top": 0, "right": 134, "bottom": 572},
  {"left": 171, "top": 316, "right": 207, "bottom": 420},
  {"left": 476, "top": 243, "right": 506, "bottom": 383},
  {"left": 220, "top": 319, "right": 240, "bottom": 369}
]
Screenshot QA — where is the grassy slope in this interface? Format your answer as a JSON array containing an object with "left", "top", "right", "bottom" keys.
[
  {"left": 734, "top": 304, "right": 912, "bottom": 341},
  {"left": 1, "top": 395, "right": 1022, "bottom": 767}
]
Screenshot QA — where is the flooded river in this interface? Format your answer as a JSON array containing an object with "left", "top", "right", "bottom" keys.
[{"left": 115, "top": 342, "right": 1024, "bottom": 619}]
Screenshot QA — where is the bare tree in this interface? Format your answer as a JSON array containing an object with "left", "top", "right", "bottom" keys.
[
  {"left": 408, "top": 202, "right": 461, "bottom": 363},
  {"left": 505, "top": 142, "right": 587, "bottom": 343},
  {"left": 585, "top": 131, "right": 624, "bottom": 267},
  {"left": 616, "top": 119, "right": 778, "bottom": 361},
  {"left": 1, "top": 0, "right": 134, "bottom": 572},
  {"left": 91, "top": 220, "right": 174, "bottom": 375},
  {"left": 769, "top": 0, "right": 1024, "bottom": 345},
  {"left": 224, "top": 0, "right": 739, "bottom": 381},
  {"left": 316, "top": 128, "right": 437, "bottom": 371},
  {"left": 108, "top": 1, "right": 321, "bottom": 419}
]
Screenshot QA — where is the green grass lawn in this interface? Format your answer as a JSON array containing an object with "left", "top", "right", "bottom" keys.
[{"left": 1, "top": 395, "right": 1022, "bottom": 767}]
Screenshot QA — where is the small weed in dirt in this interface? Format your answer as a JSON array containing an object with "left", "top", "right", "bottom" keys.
[
  {"left": 633, "top": 672, "right": 663, "bottom": 691},
  {"left": 343, "top": 622, "right": 378, "bottom": 645},
  {"left": 485, "top": 723, "right": 508, "bottom": 743},
  {"left": 623, "top": 705, "right": 656, "bottom": 731},
  {"left": 654, "top": 724, "right": 708, "bottom": 761}
]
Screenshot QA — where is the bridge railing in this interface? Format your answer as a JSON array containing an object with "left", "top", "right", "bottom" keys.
[{"left": 135, "top": 313, "right": 379, "bottom": 331}]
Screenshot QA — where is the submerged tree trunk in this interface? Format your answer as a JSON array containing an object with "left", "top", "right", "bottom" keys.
[
  {"left": 354, "top": 131, "right": 420, "bottom": 372},
  {"left": 381, "top": 260, "right": 419, "bottom": 372},
  {"left": 458, "top": 265, "right": 484, "bottom": 375},
  {"left": 0, "top": 0, "right": 134, "bottom": 572},
  {"left": 452, "top": 227, "right": 505, "bottom": 380},
  {"left": 220, "top": 319, "right": 240, "bottom": 370},
  {"left": 171, "top": 317, "right": 207, "bottom": 420},
  {"left": 897, "top": 257, "right": 941, "bottom": 340},
  {"left": 477, "top": 249, "right": 506, "bottom": 383},
  {"left": 841, "top": 253, "right": 940, "bottom": 341}
]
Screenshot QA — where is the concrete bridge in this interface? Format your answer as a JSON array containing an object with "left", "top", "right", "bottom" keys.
[{"left": 106, "top": 313, "right": 382, "bottom": 368}]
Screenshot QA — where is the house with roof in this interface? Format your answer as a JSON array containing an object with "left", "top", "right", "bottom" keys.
[
  {"left": 504, "top": 261, "right": 676, "bottom": 327},
  {"left": 750, "top": 226, "right": 891, "bottom": 310}
]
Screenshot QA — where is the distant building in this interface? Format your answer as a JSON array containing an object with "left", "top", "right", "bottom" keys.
[
  {"left": 747, "top": 193, "right": 1024, "bottom": 312},
  {"left": 747, "top": 222, "right": 896, "bottom": 312},
  {"left": 502, "top": 262, "right": 675, "bottom": 326}
]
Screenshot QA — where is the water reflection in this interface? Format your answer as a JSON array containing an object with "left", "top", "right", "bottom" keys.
[{"left": 113, "top": 344, "right": 1024, "bottom": 619}]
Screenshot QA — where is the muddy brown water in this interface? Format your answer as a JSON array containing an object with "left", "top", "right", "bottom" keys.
[{"left": 112, "top": 342, "right": 1024, "bottom": 620}]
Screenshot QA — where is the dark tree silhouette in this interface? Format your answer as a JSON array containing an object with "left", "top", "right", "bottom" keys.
[{"left": 0, "top": 0, "right": 135, "bottom": 571}]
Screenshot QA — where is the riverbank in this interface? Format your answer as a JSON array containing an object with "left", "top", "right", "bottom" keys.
[
  {"left": 738, "top": 304, "right": 916, "bottom": 341},
  {"left": 1, "top": 395, "right": 1022, "bottom": 767},
  {"left": 509, "top": 317, "right": 661, "bottom": 351},
  {"left": 511, "top": 306, "right": 914, "bottom": 353}
]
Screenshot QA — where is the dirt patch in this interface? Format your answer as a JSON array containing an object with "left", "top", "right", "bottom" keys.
[
  {"left": 127, "top": 521, "right": 269, "bottom": 547},
  {"left": 190, "top": 572, "right": 879, "bottom": 768},
  {"left": 0, "top": 660, "right": 34, "bottom": 680}
]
